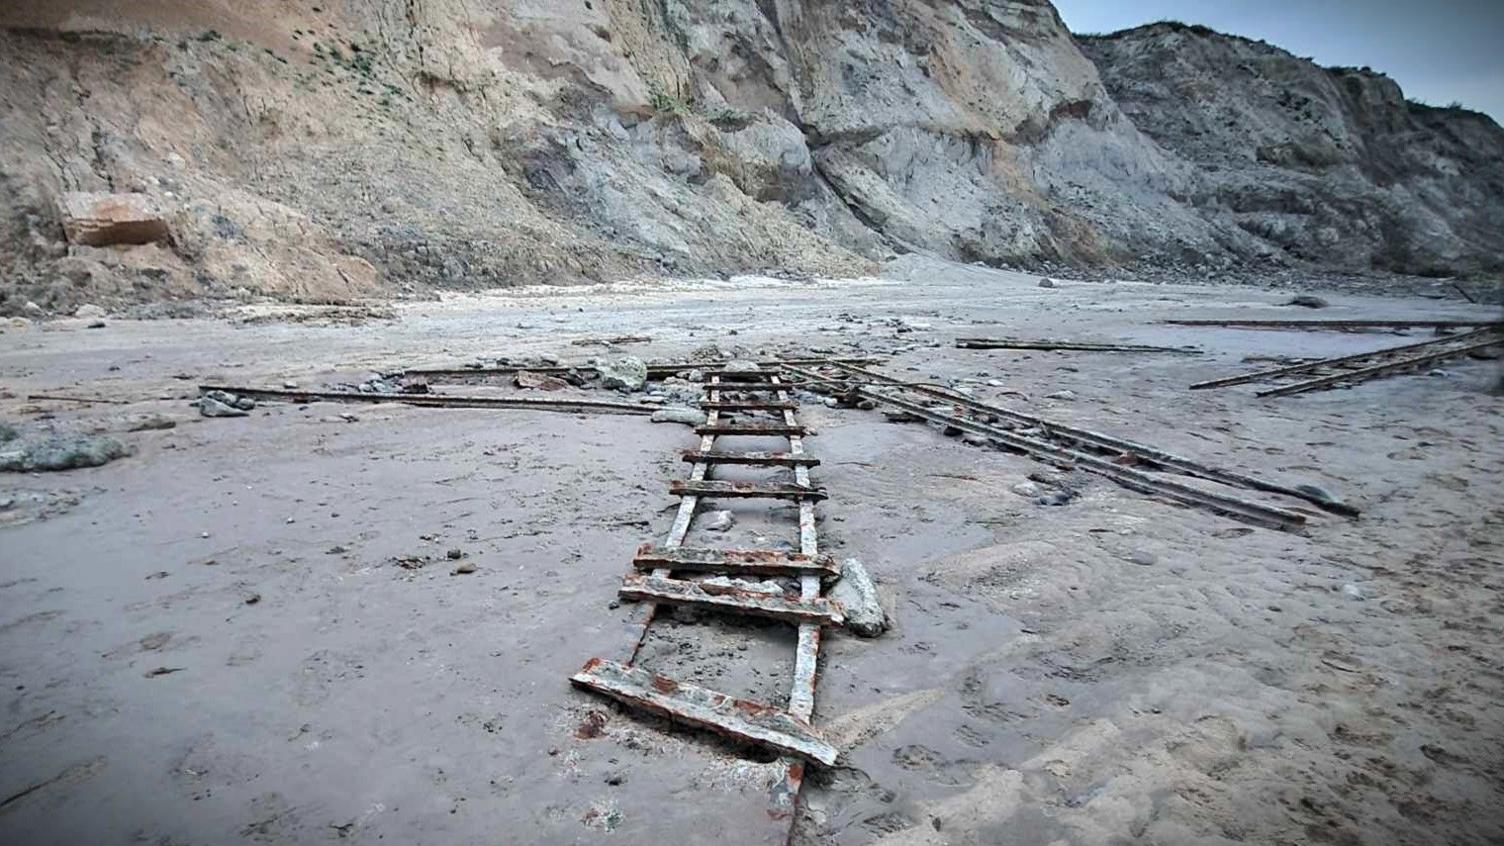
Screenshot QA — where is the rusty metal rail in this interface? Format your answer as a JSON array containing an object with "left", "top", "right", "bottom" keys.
[
  {"left": 956, "top": 337, "right": 1201, "bottom": 354},
  {"left": 803, "top": 361, "right": 1352, "bottom": 517},
  {"left": 785, "top": 363, "right": 1313, "bottom": 531},
  {"left": 1186, "top": 326, "right": 1503, "bottom": 396},
  {"left": 197, "top": 385, "right": 655, "bottom": 415},
  {"left": 570, "top": 365, "right": 840, "bottom": 841},
  {"left": 1162, "top": 319, "right": 1500, "bottom": 331},
  {"left": 405, "top": 357, "right": 873, "bottom": 382}
]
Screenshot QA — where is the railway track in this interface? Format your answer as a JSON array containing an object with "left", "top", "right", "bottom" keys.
[
  {"left": 783, "top": 361, "right": 1333, "bottom": 530},
  {"left": 1189, "top": 326, "right": 1504, "bottom": 397},
  {"left": 570, "top": 366, "right": 840, "bottom": 844}
]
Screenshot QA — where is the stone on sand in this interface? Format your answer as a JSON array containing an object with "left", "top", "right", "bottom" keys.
[
  {"left": 650, "top": 407, "right": 708, "bottom": 427},
  {"left": 199, "top": 396, "right": 248, "bottom": 417},
  {"left": 703, "top": 510, "right": 734, "bottom": 532},
  {"left": 831, "top": 558, "right": 887, "bottom": 637},
  {"left": 596, "top": 356, "right": 648, "bottom": 392},
  {"left": 0, "top": 433, "right": 131, "bottom": 472}
]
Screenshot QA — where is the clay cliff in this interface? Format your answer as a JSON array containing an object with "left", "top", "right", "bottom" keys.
[{"left": 1, "top": 2, "right": 1500, "bottom": 313}]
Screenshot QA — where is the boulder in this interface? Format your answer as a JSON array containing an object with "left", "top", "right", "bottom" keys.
[
  {"left": 597, "top": 356, "right": 648, "bottom": 392},
  {"left": 0, "top": 434, "right": 131, "bottom": 472},
  {"left": 830, "top": 558, "right": 887, "bottom": 637},
  {"left": 57, "top": 192, "right": 170, "bottom": 247}
]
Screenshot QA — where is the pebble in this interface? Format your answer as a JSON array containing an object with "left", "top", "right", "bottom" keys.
[
  {"left": 1038, "top": 278, "right": 1056, "bottom": 288},
  {"left": 1285, "top": 294, "right": 1328, "bottom": 308},
  {"left": 1341, "top": 583, "right": 1366, "bottom": 601},
  {"left": 650, "top": 407, "right": 708, "bottom": 427},
  {"left": 1129, "top": 550, "right": 1156, "bottom": 566},
  {"left": 703, "top": 510, "right": 735, "bottom": 532},
  {"left": 1011, "top": 481, "right": 1041, "bottom": 498},
  {"left": 1044, "top": 390, "right": 1077, "bottom": 401}
]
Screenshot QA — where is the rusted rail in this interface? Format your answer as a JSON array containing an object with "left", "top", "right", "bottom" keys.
[
  {"left": 405, "top": 357, "right": 873, "bottom": 382},
  {"left": 1162, "top": 318, "right": 1499, "bottom": 331},
  {"left": 785, "top": 363, "right": 1310, "bottom": 531},
  {"left": 955, "top": 337, "right": 1201, "bottom": 354},
  {"left": 807, "top": 361, "right": 1352, "bottom": 517},
  {"left": 1185, "top": 326, "right": 1502, "bottom": 396},
  {"left": 571, "top": 365, "right": 840, "bottom": 842},
  {"left": 1259, "top": 335, "right": 1504, "bottom": 397},
  {"left": 196, "top": 385, "right": 655, "bottom": 415}
]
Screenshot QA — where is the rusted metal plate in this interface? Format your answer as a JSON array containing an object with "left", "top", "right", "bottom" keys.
[
  {"left": 617, "top": 573, "right": 843, "bottom": 626},
  {"left": 678, "top": 449, "right": 820, "bottom": 467},
  {"left": 632, "top": 544, "right": 839, "bottom": 577},
  {"left": 570, "top": 658, "right": 839, "bottom": 766},
  {"left": 694, "top": 422, "right": 808, "bottom": 435},
  {"left": 670, "top": 480, "right": 827, "bottom": 501},
  {"left": 696, "top": 400, "right": 798, "bottom": 410}
]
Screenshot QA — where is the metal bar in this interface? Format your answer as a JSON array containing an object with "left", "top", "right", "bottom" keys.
[
  {"left": 680, "top": 450, "right": 820, "bottom": 467},
  {"left": 25, "top": 393, "right": 129, "bottom": 405},
  {"left": 669, "top": 480, "right": 827, "bottom": 501},
  {"left": 699, "top": 381, "right": 808, "bottom": 391},
  {"left": 814, "top": 361, "right": 1351, "bottom": 516},
  {"left": 618, "top": 574, "right": 843, "bottom": 626},
  {"left": 695, "top": 422, "right": 808, "bottom": 436},
  {"left": 616, "top": 379, "right": 722, "bottom": 665},
  {"left": 631, "top": 545, "right": 839, "bottom": 578},
  {"left": 406, "top": 357, "right": 874, "bottom": 381},
  {"left": 786, "top": 366, "right": 1306, "bottom": 531},
  {"left": 569, "top": 658, "right": 839, "bottom": 766},
  {"left": 697, "top": 400, "right": 799, "bottom": 410},
  {"left": 1190, "top": 328, "right": 1500, "bottom": 390},
  {"left": 1257, "top": 336, "right": 1504, "bottom": 397},
  {"left": 955, "top": 338, "right": 1201, "bottom": 354},
  {"left": 1161, "top": 319, "right": 1500, "bottom": 330},
  {"left": 196, "top": 385, "right": 655, "bottom": 415}
]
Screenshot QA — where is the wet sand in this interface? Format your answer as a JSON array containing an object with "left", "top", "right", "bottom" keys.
[{"left": 1, "top": 264, "right": 1501, "bottom": 844}]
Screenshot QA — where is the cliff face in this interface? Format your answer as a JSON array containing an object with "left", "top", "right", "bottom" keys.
[
  {"left": 0, "top": 4, "right": 1500, "bottom": 313},
  {"left": 1079, "top": 22, "right": 1504, "bottom": 276}
]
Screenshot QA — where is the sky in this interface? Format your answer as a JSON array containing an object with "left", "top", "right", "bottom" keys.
[{"left": 1054, "top": 0, "right": 1504, "bottom": 124}]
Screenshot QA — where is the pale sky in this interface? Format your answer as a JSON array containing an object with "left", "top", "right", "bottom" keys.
[{"left": 1055, "top": 0, "right": 1504, "bottom": 124}]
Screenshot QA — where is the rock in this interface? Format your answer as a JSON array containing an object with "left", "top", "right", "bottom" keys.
[
  {"left": 125, "top": 414, "right": 176, "bottom": 432},
  {"left": 1285, "top": 294, "right": 1328, "bottom": 309},
  {"left": 199, "top": 396, "right": 249, "bottom": 417},
  {"left": 703, "top": 510, "right": 735, "bottom": 532},
  {"left": 830, "top": 558, "right": 886, "bottom": 637},
  {"left": 446, "top": 548, "right": 464, "bottom": 560},
  {"left": 1044, "top": 390, "right": 1077, "bottom": 401},
  {"left": 74, "top": 304, "right": 106, "bottom": 319},
  {"left": 232, "top": 396, "right": 256, "bottom": 411},
  {"left": 0, "top": 433, "right": 131, "bottom": 472},
  {"left": 57, "top": 191, "right": 170, "bottom": 246},
  {"left": 702, "top": 576, "right": 782, "bottom": 596},
  {"left": 597, "top": 356, "right": 648, "bottom": 392},
  {"left": 882, "top": 409, "right": 923, "bottom": 423},
  {"left": 961, "top": 433, "right": 990, "bottom": 446},
  {"left": 650, "top": 407, "right": 708, "bottom": 427},
  {"left": 1038, "top": 278, "right": 1056, "bottom": 288},
  {"left": 723, "top": 360, "right": 761, "bottom": 373},
  {"left": 22, "top": 301, "right": 43, "bottom": 317},
  {"left": 1010, "top": 481, "right": 1041, "bottom": 498},
  {"left": 1129, "top": 550, "right": 1156, "bottom": 566},
  {"left": 0, "top": 421, "right": 16, "bottom": 442},
  {"left": 1035, "top": 490, "right": 1075, "bottom": 507},
  {"left": 1341, "top": 583, "right": 1366, "bottom": 601},
  {"left": 515, "top": 370, "right": 570, "bottom": 391},
  {"left": 452, "top": 561, "right": 478, "bottom": 575},
  {"left": 1293, "top": 481, "right": 1353, "bottom": 514},
  {"left": 87, "top": 320, "right": 107, "bottom": 329}
]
